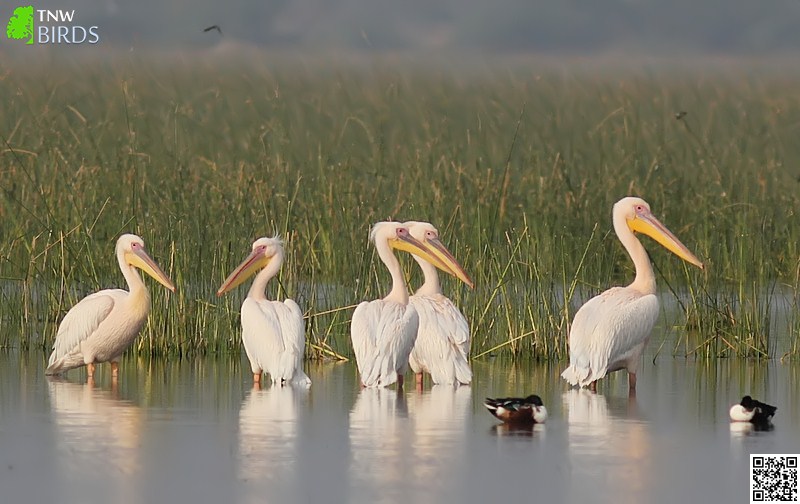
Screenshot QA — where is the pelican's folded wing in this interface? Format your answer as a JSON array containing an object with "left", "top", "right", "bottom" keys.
[{"left": 47, "top": 290, "right": 122, "bottom": 369}]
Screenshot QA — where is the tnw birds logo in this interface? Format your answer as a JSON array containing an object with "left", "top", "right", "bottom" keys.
[{"left": 6, "top": 5, "right": 34, "bottom": 45}]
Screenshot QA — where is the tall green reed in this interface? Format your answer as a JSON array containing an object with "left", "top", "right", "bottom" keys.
[{"left": 1, "top": 58, "right": 799, "bottom": 358}]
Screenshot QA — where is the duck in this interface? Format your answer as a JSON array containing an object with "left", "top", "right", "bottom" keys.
[
  {"left": 730, "top": 395, "right": 776, "bottom": 427},
  {"left": 484, "top": 395, "right": 548, "bottom": 424}
]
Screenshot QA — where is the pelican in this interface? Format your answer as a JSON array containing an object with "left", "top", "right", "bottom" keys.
[
  {"left": 404, "top": 221, "right": 474, "bottom": 388},
  {"left": 217, "top": 236, "right": 310, "bottom": 387},
  {"left": 561, "top": 197, "right": 703, "bottom": 393},
  {"left": 351, "top": 221, "right": 464, "bottom": 388},
  {"left": 46, "top": 234, "right": 175, "bottom": 379}
]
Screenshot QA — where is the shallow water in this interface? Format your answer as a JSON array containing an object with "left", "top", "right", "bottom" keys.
[{"left": 1, "top": 349, "right": 798, "bottom": 504}]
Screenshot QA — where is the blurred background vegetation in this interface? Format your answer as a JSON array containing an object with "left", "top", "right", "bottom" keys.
[
  {"left": 23, "top": 0, "right": 800, "bottom": 56},
  {"left": 1, "top": 58, "right": 799, "bottom": 360}
]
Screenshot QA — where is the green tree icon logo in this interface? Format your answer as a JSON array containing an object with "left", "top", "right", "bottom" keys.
[{"left": 7, "top": 6, "right": 35, "bottom": 45}]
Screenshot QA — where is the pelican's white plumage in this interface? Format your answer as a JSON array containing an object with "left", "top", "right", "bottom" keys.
[
  {"left": 46, "top": 234, "right": 175, "bottom": 378},
  {"left": 408, "top": 299, "right": 470, "bottom": 384},
  {"left": 351, "top": 222, "right": 463, "bottom": 388},
  {"left": 404, "top": 221, "right": 474, "bottom": 387},
  {"left": 563, "top": 289, "right": 659, "bottom": 388},
  {"left": 351, "top": 299, "right": 418, "bottom": 388},
  {"left": 561, "top": 197, "right": 703, "bottom": 392},
  {"left": 218, "top": 236, "right": 310, "bottom": 387}
]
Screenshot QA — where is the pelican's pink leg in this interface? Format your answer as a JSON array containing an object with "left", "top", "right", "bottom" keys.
[{"left": 628, "top": 372, "right": 637, "bottom": 394}]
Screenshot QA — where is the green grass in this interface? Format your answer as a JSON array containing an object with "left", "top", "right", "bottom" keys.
[{"left": 1, "top": 56, "right": 800, "bottom": 359}]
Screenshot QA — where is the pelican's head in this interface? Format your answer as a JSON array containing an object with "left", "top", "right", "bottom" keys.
[
  {"left": 404, "top": 221, "right": 474, "bottom": 288},
  {"left": 217, "top": 237, "right": 284, "bottom": 296},
  {"left": 117, "top": 234, "right": 176, "bottom": 291},
  {"left": 371, "top": 221, "right": 422, "bottom": 249},
  {"left": 368, "top": 221, "right": 443, "bottom": 264},
  {"left": 614, "top": 197, "right": 704, "bottom": 269}
]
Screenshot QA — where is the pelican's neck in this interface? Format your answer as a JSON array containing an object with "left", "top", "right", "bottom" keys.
[
  {"left": 376, "top": 239, "right": 408, "bottom": 304},
  {"left": 248, "top": 252, "right": 282, "bottom": 301},
  {"left": 613, "top": 215, "right": 656, "bottom": 295},
  {"left": 117, "top": 247, "right": 148, "bottom": 302},
  {"left": 411, "top": 254, "right": 442, "bottom": 296}
]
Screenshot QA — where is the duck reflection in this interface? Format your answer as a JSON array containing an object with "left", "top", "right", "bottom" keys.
[
  {"left": 729, "top": 420, "right": 774, "bottom": 439},
  {"left": 238, "top": 384, "right": 306, "bottom": 487},
  {"left": 47, "top": 377, "right": 143, "bottom": 504},
  {"left": 491, "top": 422, "right": 546, "bottom": 438},
  {"left": 349, "top": 388, "right": 411, "bottom": 503},
  {"left": 730, "top": 421, "right": 754, "bottom": 439},
  {"left": 564, "top": 390, "right": 651, "bottom": 504}
]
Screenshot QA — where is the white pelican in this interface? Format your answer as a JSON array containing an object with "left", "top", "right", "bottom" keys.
[
  {"left": 351, "top": 221, "right": 464, "bottom": 388},
  {"left": 46, "top": 234, "right": 175, "bottom": 379},
  {"left": 217, "top": 236, "right": 311, "bottom": 387},
  {"left": 561, "top": 197, "right": 703, "bottom": 393},
  {"left": 404, "top": 221, "right": 474, "bottom": 388}
]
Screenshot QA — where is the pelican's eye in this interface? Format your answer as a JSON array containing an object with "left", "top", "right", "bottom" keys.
[
  {"left": 397, "top": 228, "right": 409, "bottom": 237},
  {"left": 131, "top": 242, "right": 141, "bottom": 249},
  {"left": 426, "top": 230, "right": 436, "bottom": 239},
  {"left": 635, "top": 205, "right": 645, "bottom": 212}
]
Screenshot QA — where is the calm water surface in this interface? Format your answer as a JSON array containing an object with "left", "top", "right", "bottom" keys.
[{"left": 1, "top": 348, "right": 798, "bottom": 504}]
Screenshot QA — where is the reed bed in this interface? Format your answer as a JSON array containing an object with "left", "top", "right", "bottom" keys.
[{"left": 1, "top": 57, "right": 799, "bottom": 359}]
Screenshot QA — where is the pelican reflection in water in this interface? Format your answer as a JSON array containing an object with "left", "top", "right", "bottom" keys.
[
  {"left": 564, "top": 389, "right": 651, "bottom": 504},
  {"left": 408, "top": 386, "right": 471, "bottom": 478},
  {"left": 47, "top": 378, "right": 142, "bottom": 504},
  {"left": 238, "top": 385, "right": 306, "bottom": 499},
  {"left": 349, "top": 388, "right": 412, "bottom": 501}
]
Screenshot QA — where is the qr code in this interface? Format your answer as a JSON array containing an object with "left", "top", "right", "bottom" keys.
[{"left": 751, "top": 455, "right": 799, "bottom": 503}]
